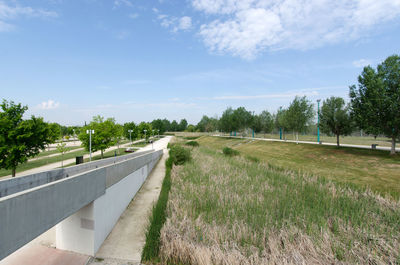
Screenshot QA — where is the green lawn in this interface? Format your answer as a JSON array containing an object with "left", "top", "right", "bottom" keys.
[
  {"left": 197, "top": 136, "right": 400, "bottom": 199},
  {"left": 156, "top": 140, "right": 400, "bottom": 264},
  {"left": 34, "top": 146, "right": 82, "bottom": 158}
]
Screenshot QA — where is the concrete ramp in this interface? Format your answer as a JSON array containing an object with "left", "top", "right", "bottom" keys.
[{"left": 0, "top": 150, "right": 163, "bottom": 260}]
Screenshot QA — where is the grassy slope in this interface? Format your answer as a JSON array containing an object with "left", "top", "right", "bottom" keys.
[
  {"left": 160, "top": 144, "right": 400, "bottom": 264},
  {"left": 197, "top": 136, "right": 400, "bottom": 199}
]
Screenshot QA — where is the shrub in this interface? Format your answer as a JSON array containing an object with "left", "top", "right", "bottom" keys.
[
  {"left": 184, "top": 136, "right": 200, "bottom": 140},
  {"left": 170, "top": 145, "right": 191, "bottom": 165},
  {"left": 245, "top": 155, "right": 260, "bottom": 163},
  {"left": 223, "top": 147, "right": 240, "bottom": 156},
  {"left": 185, "top": 141, "right": 199, "bottom": 147}
]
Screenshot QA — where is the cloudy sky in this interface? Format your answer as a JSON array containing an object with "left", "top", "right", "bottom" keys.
[{"left": 1, "top": 0, "right": 400, "bottom": 125}]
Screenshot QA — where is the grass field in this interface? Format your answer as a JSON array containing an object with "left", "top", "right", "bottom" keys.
[
  {"left": 197, "top": 136, "right": 400, "bottom": 199},
  {"left": 0, "top": 149, "right": 90, "bottom": 178},
  {"left": 158, "top": 140, "right": 400, "bottom": 264},
  {"left": 33, "top": 146, "right": 82, "bottom": 158}
]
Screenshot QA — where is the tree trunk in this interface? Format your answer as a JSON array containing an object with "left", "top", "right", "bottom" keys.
[
  {"left": 336, "top": 134, "right": 340, "bottom": 148},
  {"left": 12, "top": 167, "right": 16, "bottom": 177},
  {"left": 101, "top": 150, "right": 104, "bottom": 159},
  {"left": 61, "top": 154, "right": 64, "bottom": 168},
  {"left": 391, "top": 136, "right": 396, "bottom": 155},
  {"left": 296, "top": 132, "right": 299, "bottom": 144}
]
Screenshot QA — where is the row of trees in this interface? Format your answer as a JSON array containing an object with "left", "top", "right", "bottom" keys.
[{"left": 192, "top": 55, "right": 400, "bottom": 154}]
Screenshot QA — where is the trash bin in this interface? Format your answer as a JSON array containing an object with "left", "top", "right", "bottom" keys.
[
  {"left": 371, "top": 144, "right": 378, "bottom": 150},
  {"left": 76, "top": 156, "right": 84, "bottom": 165}
]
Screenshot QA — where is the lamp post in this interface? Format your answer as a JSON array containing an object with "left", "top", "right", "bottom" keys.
[
  {"left": 317, "top": 99, "right": 321, "bottom": 143},
  {"left": 86, "top": 129, "right": 95, "bottom": 161},
  {"left": 128, "top": 129, "right": 133, "bottom": 144}
]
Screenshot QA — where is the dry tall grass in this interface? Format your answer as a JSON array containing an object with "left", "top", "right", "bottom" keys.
[{"left": 159, "top": 147, "right": 400, "bottom": 265}]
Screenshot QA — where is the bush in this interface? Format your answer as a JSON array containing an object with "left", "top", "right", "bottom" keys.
[
  {"left": 170, "top": 145, "right": 191, "bottom": 165},
  {"left": 185, "top": 140, "right": 199, "bottom": 147},
  {"left": 245, "top": 155, "right": 260, "bottom": 163},
  {"left": 184, "top": 136, "right": 199, "bottom": 140},
  {"left": 223, "top": 147, "right": 240, "bottom": 156}
]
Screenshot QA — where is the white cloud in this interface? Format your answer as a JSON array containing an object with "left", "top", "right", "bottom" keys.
[
  {"left": 353, "top": 59, "right": 372, "bottom": 68},
  {"left": 197, "top": 86, "right": 346, "bottom": 100},
  {"left": 129, "top": 13, "right": 139, "bottom": 19},
  {"left": 0, "top": 1, "right": 57, "bottom": 31},
  {"left": 113, "top": 0, "right": 133, "bottom": 8},
  {"left": 192, "top": 0, "right": 400, "bottom": 59},
  {"left": 178, "top": 16, "right": 192, "bottom": 31},
  {"left": 37, "top": 100, "right": 60, "bottom": 110},
  {"left": 156, "top": 14, "right": 193, "bottom": 32}
]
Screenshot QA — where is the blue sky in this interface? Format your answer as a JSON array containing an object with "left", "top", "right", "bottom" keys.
[{"left": 1, "top": 0, "right": 400, "bottom": 125}]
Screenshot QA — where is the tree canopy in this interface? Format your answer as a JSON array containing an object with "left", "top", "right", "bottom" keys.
[
  {"left": 350, "top": 54, "right": 400, "bottom": 154},
  {"left": 0, "top": 100, "right": 53, "bottom": 176},
  {"left": 320, "top": 97, "right": 354, "bottom": 147},
  {"left": 285, "top": 96, "right": 315, "bottom": 142},
  {"left": 79, "top": 115, "right": 120, "bottom": 158}
]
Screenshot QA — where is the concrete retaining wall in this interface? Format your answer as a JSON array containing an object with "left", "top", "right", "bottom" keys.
[
  {"left": 0, "top": 150, "right": 153, "bottom": 198},
  {"left": 0, "top": 149, "right": 162, "bottom": 260}
]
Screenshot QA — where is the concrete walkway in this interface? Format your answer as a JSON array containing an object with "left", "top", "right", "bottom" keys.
[
  {"left": 0, "top": 245, "right": 90, "bottom": 265},
  {"left": 89, "top": 136, "right": 171, "bottom": 265}
]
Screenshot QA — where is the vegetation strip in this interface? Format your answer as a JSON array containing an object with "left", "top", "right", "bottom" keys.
[
  {"left": 159, "top": 144, "right": 400, "bottom": 264},
  {"left": 141, "top": 152, "right": 173, "bottom": 262}
]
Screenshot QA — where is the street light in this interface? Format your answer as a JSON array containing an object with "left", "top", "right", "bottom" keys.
[
  {"left": 317, "top": 99, "right": 321, "bottom": 143},
  {"left": 128, "top": 129, "right": 133, "bottom": 144},
  {"left": 86, "top": 129, "right": 95, "bottom": 161}
]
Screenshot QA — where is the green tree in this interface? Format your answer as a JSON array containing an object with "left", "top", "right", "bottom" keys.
[
  {"left": 114, "top": 124, "right": 124, "bottom": 154},
  {"left": 275, "top": 107, "right": 289, "bottom": 139},
  {"left": 0, "top": 100, "right": 53, "bottom": 177},
  {"left": 162, "top": 119, "right": 171, "bottom": 132},
  {"left": 285, "top": 96, "right": 315, "bottom": 143},
  {"left": 170, "top": 120, "right": 178, "bottom": 131},
  {"left": 219, "top": 107, "right": 234, "bottom": 133},
  {"left": 186, "top": 124, "right": 196, "bottom": 132},
  {"left": 178, "top": 119, "right": 188, "bottom": 131},
  {"left": 79, "top": 116, "right": 118, "bottom": 159},
  {"left": 350, "top": 55, "right": 400, "bottom": 155},
  {"left": 138, "top": 122, "right": 152, "bottom": 141},
  {"left": 56, "top": 141, "right": 69, "bottom": 168},
  {"left": 232, "top": 107, "right": 253, "bottom": 132},
  {"left": 259, "top": 110, "right": 274, "bottom": 135},
  {"left": 320, "top": 97, "right": 354, "bottom": 147},
  {"left": 151, "top": 119, "right": 166, "bottom": 134},
  {"left": 124, "top": 122, "right": 138, "bottom": 141}
]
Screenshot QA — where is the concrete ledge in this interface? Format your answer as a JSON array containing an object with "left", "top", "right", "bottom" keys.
[
  {"left": 0, "top": 168, "right": 106, "bottom": 260},
  {"left": 0, "top": 150, "right": 153, "bottom": 198},
  {"left": 0, "top": 149, "right": 163, "bottom": 260}
]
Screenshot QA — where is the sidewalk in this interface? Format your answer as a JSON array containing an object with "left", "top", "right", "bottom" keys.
[{"left": 89, "top": 136, "right": 171, "bottom": 265}]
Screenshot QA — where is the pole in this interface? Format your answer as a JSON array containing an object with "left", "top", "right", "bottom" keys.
[
  {"left": 89, "top": 130, "right": 92, "bottom": 162},
  {"left": 317, "top": 100, "right": 320, "bottom": 143}
]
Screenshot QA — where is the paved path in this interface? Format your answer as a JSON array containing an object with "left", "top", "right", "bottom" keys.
[
  {"left": 89, "top": 136, "right": 171, "bottom": 265},
  {"left": 0, "top": 245, "right": 89, "bottom": 265},
  {"left": 216, "top": 135, "right": 400, "bottom": 152}
]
